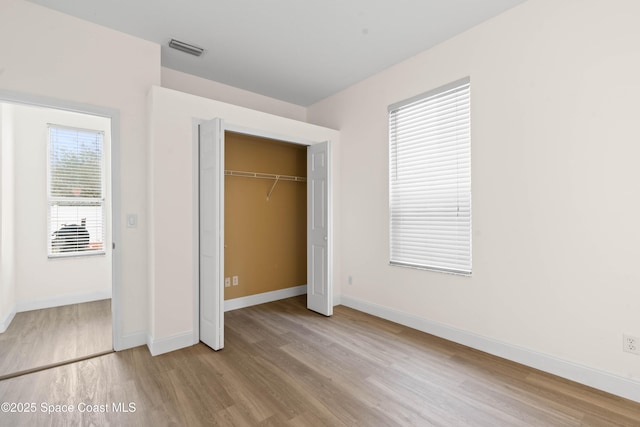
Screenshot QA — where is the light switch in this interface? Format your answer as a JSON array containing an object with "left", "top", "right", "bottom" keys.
[{"left": 127, "top": 214, "right": 138, "bottom": 228}]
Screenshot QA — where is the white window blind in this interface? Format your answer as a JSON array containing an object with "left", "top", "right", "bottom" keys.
[
  {"left": 48, "top": 125, "right": 105, "bottom": 257},
  {"left": 389, "top": 77, "right": 471, "bottom": 275}
]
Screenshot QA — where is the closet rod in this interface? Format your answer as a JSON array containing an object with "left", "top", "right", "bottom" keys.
[{"left": 224, "top": 170, "right": 306, "bottom": 182}]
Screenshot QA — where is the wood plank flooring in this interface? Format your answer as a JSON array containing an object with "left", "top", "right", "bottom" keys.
[
  {"left": 0, "top": 299, "right": 112, "bottom": 378},
  {"left": 0, "top": 296, "right": 638, "bottom": 426}
]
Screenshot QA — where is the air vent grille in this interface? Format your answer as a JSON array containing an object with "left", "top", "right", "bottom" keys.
[{"left": 168, "top": 39, "right": 204, "bottom": 57}]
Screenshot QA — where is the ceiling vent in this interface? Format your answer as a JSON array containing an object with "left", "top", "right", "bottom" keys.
[{"left": 168, "top": 39, "right": 204, "bottom": 57}]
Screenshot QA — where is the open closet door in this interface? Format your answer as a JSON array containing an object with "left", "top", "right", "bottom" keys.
[
  {"left": 307, "top": 141, "right": 332, "bottom": 316},
  {"left": 199, "top": 118, "right": 225, "bottom": 350}
]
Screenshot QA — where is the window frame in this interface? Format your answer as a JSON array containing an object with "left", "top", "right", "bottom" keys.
[
  {"left": 47, "top": 124, "right": 106, "bottom": 258},
  {"left": 388, "top": 77, "right": 472, "bottom": 275}
]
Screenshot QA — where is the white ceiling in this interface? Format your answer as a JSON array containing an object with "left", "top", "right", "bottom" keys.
[{"left": 27, "top": 0, "right": 526, "bottom": 106}]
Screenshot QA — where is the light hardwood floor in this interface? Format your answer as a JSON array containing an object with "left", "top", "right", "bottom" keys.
[
  {"left": 0, "top": 299, "right": 112, "bottom": 378},
  {"left": 0, "top": 296, "right": 638, "bottom": 426}
]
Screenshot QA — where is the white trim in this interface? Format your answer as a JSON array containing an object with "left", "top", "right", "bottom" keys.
[
  {"left": 225, "top": 123, "right": 316, "bottom": 147},
  {"left": 192, "top": 119, "right": 201, "bottom": 345},
  {"left": 116, "top": 331, "right": 147, "bottom": 351},
  {"left": 16, "top": 290, "right": 111, "bottom": 313},
  {"left": 225, "top": 285, "right": 307, "bottom": 312},
  {"left": 333, "top": 295, "right": 341, "bottom": 307},
  {"left": 340, "top": 296, "right": 640, "bottom": 404},
  {"left": 326, "top": 141, "right": 334, "bottom": 315},
  {"left": 147, "top": 332, "right": 195, "bottom": 356},
  {"left": 109, "top": 107, "right": 122, "bottom": 353},
  {"left": 0, "top": 306, "right": 16, "bottom": 333}
]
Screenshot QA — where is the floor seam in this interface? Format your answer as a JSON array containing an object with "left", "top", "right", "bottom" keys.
[{"left": 0, "top": 349, "right": 115, "bottom": 381}]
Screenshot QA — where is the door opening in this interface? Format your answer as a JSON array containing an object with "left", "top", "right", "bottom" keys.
[
  {"left": 198, "top": 119, "right": 332, "bottom": 351},
  {"left": 0, "top": 94, "right": 119, "bottom": 377}
]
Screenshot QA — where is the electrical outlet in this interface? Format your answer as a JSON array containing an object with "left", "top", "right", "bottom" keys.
[
  {"left": 623, "top": 335, "right": 640, "bottom": 355},
  {"left": 348, "top": 275, "right": 353, "bottom": 285},
  {"left": 224, "top": 277, "right": 230, "bottom": 288},
  {"left": 232, "top": 276, "right": 239, "bottom": 286}
]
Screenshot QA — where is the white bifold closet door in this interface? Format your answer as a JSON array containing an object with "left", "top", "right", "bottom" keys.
[
  {"left": 199, "top": 118, "right": 225, "bottom": 350},
  {"left": 307, "top": 141, "right": 332, "bottom": 316}
]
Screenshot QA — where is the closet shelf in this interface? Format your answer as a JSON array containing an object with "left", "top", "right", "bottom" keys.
[
  {"left": 224, "top": 170, "right": 306, "bottom": 182},
  {"left": 225, "top": 169, "right": 306, "bottom": 201}
]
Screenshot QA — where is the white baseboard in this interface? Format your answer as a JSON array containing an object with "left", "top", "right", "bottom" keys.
[
  {"left": 224, "top": 285, "right": 307, "bottom": 312},
  {"left": 333, "top": 294, "right": 341, "bottom": 306},
  {"left": 16, "top": 290, "right": 112, "bottom": 313},
  {"left": 147, "top": 332, "right": 196, "bottom": 356},
  {"left": 115, "top": 331, "right": 147, "bottom": 351},
  {"left": 340, "top": 295, "right": 640, "bottom": 404},
  {"left": 0, "top": 306, "right": 16, "bottom": 333}
]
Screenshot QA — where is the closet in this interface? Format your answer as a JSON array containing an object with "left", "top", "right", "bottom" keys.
[
  {"left": 224, "top": 131, "right": 307, "bottom": 301},
  {"left": 149, "top": 87, "right": 336, "bottom": 355}
]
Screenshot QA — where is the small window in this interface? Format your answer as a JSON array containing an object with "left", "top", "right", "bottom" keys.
[
  {"left": 47, "top": 125, "right": 105, "bottom": 257},
  {"left": 389, "top": 77, "right": 471, "bottom": 275}
]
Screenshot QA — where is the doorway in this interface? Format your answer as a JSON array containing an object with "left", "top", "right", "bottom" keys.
[
  {"left": 197, "top": 119, "right": 332, "bottom": 351},
  {"left": 224, "top": 131, "right": 307, "bottom": 303},
  {"left": 0, "top": 95, "right": 119, "bottom": 377}
]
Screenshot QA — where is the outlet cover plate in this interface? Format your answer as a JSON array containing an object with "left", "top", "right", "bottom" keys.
[{"left": 623, "top": 334, "right": 640, "bottom": 355}]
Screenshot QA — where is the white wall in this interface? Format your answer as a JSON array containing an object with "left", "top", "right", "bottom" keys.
[
  {"left": 307, "top": 0, "right": 640, "bottom": 401},
  {"left": 162, "top": 67, "right": 308, "bottom": 122},
  {"left": 0, "top": 0, "right": 161, "bottom": 346},
  {"left": 10, "top": 103, "right": 111, "bottom": 310},
  {"left": 147, "top": 86, "right": 340, "bottom": 354},
  {"left": 0, "top": 104, "right": 16, "bottom": 332}
]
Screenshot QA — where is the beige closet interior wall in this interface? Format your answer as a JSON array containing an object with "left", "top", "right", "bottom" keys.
[{"left": 224, "top": 131, "right": 307, "bottom": 300}]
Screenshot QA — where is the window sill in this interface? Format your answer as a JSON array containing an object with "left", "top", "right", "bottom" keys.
[
  {"left": 389, "top": 261, "right": 471, "bottom": 277},
  {"left": 48, "top": 251, "right": 106, "bottom": 259}
]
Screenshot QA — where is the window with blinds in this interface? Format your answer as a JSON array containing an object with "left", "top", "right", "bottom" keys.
[
  {"left": 47, "top": 125, "right": 105, "bottom": 257},
  {"left": 389, "top": 77, "right": 471, "bottom": 275}
]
